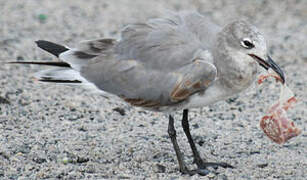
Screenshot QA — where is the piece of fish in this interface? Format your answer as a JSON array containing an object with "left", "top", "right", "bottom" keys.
[{"left": 258, "top": 71, "right": 301, "bottom": 144}]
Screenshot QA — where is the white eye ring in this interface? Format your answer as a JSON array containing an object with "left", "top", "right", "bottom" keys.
[{"left": 241, "top": 38, "right": 254, "bottom": 49}]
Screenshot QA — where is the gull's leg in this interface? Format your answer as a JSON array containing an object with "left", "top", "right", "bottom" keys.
[
  {"left": 168, "top": 115, "right": 189, "bottom": 174},
  {"left": 168, "top": 114, "right": 210, "bottom": 176},
  {"left": 181, "top": 109, "right": 234, "bottom": 170}
]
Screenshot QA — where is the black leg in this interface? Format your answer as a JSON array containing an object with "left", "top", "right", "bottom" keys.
[
  {"left": 181, "top": 109, "right": 234, "bottom": 170},
  {"left": 168, "top": 115, "right": 211, "bottom": 176},
  {"left": 181, "top": 109, "right": 203, "bottom": 166},
  {"left": 168, "top": 115, "right": 190, "bottom": 174}
]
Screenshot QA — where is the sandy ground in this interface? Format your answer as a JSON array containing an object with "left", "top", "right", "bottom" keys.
[{"left": 0, "top": 0, "right": 306, "bottom": 179}]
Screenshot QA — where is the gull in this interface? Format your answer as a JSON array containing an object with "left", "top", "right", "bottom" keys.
[{"left": 9, "top": 11, "right": 285, "bottom": 175}]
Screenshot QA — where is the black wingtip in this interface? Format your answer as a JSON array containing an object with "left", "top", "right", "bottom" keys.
[
  {"left": 8, "top": 61, "right": 71, "bottom": 67},
  {"left": 35, "top": 40, "right": 69, "bottom": 57},
  {"left": 38, "top": 79, "right": 82, "bottom": 84}
]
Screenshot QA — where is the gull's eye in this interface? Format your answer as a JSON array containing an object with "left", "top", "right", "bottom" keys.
[{"left": 241, "top": 38, "right": 255, "bottom": 49}]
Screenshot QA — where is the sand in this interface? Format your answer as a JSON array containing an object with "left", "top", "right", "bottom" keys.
[{"left": 0, "top": 0, "right": 306, "bottom": 179}]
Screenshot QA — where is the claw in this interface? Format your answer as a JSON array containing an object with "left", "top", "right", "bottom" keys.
[
  {"left": 181, "top": 168, "right": 210, "bottom": 176},
  {"left": 200, "top": 162, "right": 235, "bottom": 169},
  {"left": 196, "top": 169, "right": 211, "bottom": 176}
]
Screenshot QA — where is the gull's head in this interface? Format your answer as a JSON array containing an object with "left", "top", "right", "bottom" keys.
[{"left": 218, "top": 20, "right": 285, "bottom": 84}]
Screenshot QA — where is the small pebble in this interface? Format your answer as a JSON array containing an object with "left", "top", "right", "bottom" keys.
[
  {"left": 207, "top": 172, "right": 216, "bottom": 178},
  {"left": 62, "top": 157, "right": 69, "bottom": 164},
  {"left": 154, "top": 164, "right": 166, "bottom": 173},
  {"left": 38, "top": 14, "right": 47, "bottom": 23}
]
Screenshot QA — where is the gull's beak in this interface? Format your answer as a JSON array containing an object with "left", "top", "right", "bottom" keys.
[{"left": 249, "top": 54, "right": 285, "bottom": 84}]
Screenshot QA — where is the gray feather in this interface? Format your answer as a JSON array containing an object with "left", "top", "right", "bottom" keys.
[
  {"left": 115, "top": 12, "right": 221, "bottom": 71},
  {"left": 59, "top": 38, "right": 116, "bottom": 71},
  {"left": 76, "top": 38, "right": 117, "bottom": 55}
]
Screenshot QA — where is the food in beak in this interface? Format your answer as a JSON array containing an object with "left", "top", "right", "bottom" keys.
[
  {"left": 258, "top": 73, "right": 283, "bottom": 84},
  {"left": 258, "top": 70, "right": 301, "bottom": 144},
  {"left": 249, "top": 54, "right": 285, "bottom": 84}
]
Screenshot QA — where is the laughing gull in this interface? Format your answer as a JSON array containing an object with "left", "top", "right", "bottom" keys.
[{"left": 10, "top": 11, "right": 285, "bottom": 175}]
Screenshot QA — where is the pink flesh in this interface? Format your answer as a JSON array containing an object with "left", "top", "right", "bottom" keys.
[
  {"left": 257, "top": 74, "right": 283, "bottom": 85},
  {"left": 258, "top": 73, "right": 301, "bottom": 144}
]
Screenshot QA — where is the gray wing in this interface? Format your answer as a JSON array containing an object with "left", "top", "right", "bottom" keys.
[
  {"left": 81, "top": 51, "right": 217, "bottom": 108},
  {"left": 115, "top": 11, "right": 221, "bottom": 71},
  {"left": 77, "top": 12, "right": 219, "bottom": 107}
]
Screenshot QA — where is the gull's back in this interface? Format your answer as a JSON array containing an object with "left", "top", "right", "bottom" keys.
[{"left": 115, "top": 11, "right": 221, "bottom": 71}]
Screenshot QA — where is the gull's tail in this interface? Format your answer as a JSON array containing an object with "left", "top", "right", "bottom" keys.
[
  {"left": 9, "top": 39, "right": 117, "bottom": 96},
  {"left": 8, "top": 40, "right": 83, "bottom": 84}
]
